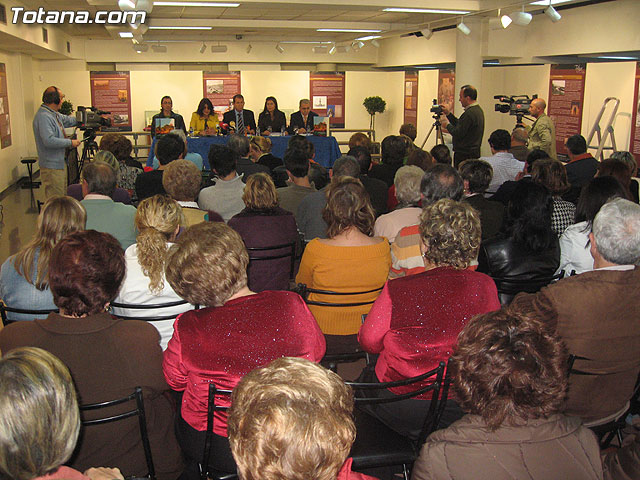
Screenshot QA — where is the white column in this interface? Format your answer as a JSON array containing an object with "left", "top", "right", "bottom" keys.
[{"left": 454, "top": 17, "right": 483, "bottom": 104}]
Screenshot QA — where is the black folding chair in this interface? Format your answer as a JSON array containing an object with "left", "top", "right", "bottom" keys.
[
  {"left": 201, "top": 383, "right": 236, "bottom": 480},
  {"left": 80, "top": 387, "right": 156, "bottom": 480},
  {"left": 110, "top": 300, "right": 195, "bottom": 321},
  {"left": 491, "top": 270, "right": 564, "bottom": 305},
  {"left": 345, "top": 361, "right": 447, "bottom": 480},
  {"left": 246, "top": 241, "right": 297, "bottom": 289},
  {"left": 0, "top": 303, "right": 58, "bottom": 327}
]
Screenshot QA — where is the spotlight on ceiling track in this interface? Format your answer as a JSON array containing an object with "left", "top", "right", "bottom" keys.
[
  {"left": 500, "top": 15, "right": 512, "bottom": 28},
  {"left": 457, "top": 20, "right": 471, "bottom": 35},
  {"left": 328, "top": 44, "right": 337, "bottom": 55},
  {"left": 246, "top": 44, "right": 252, "bottom": 53},
  {"left": 544, "top": 5, "right": 561, "bottom": 22},
  {"left": 511, "top": 10, "right": 532, "bottom": 26},
  {"left": 275, "top": 43, "right": 284, "bottom": 53},
  {"left": 152, "top": 44, "right": 167, "bottom": 52},
  {"left": 211, "top": 45, "right": 227, "bottom": 53},
  {"left": 420, "top": 28, "right": 433, "bottom": 40},
  {"left": 351, "top": 40, "right": 364, "bottom": 50},
  {"left": 199, "top": 42, "right": 206, "bottom": 54},
  {"left": 133, "top": 43, "right": 149, "bottom": 53},
  {"left": 371, "top": 39, "right": 380, "bottom": 48}
]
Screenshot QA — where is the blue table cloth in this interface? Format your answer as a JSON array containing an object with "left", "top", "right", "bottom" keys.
[{"left": 146, "top": 135, "right": 340, "bottom": 170}]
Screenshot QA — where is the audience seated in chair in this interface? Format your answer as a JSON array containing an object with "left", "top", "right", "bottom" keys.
[
  {"left": 228, "top": 357, "right": 378, "bottom": 480},
  {"left": 510, "top": 197, "right": 640, "bottom": 425},
  {"left": 99, "top": 133, "right": 142, "bottom": 201},
  {"left": 228, "top": 172, "right": 299, "bottom": 291},
  {"left": 162, "top": 222, "right": 325, "bottom": 476},
  {"left": 0, "top": 347, "right": 125, "bottom": 480},
  {"left": 531, "top": 158, "right": 576, "bottom": 236},
  {"left": 411, "top": 310, "right": 603, "bottom": 480},
  {"left": 359, "top": 199, "right": 500, "bottom": 440},
  {"left": 198, "top": 145, "right": 245, "bottom": 222},
  {"left": 348, "top": 146, "right": 389, "bottom": 217},
  {"left": 67, "top": 150, "right": 131, "bottom": 204},
  {"left": 276, "top": 146, "right": 316, "bottom": 223},
  {"left": 477, "top": 182, "right": 560, "bottom": 305},
  {"left": 0, "top": 230, "right": 183, "bottom": 479},
  {"left": 296, "top": 176, "right": 390, "bottom": 356},
  {"left": 112, "top": 195, "right": 194, "bottom": 349},
  {"left": 0, "top": 196, "right": 85, "bottom": 322},
  {"left": 136, "top": 134, "right": 183, "bottom": 202},
  {"left": 458, "top": 159, "right": 504, "bottom": 241}
]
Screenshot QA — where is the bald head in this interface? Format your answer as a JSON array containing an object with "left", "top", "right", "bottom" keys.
[
  {"left": 529, "top": 98, "right": 546, "bottom": 118},
  {"left": 42, "top": 86, "right": 62, "bottom": 109},
  {"left": 511, "top": 127, "right": 528, "bottom": 146},
  {"left": 532, "top": 98, "right": 546, "bottom": 110}
]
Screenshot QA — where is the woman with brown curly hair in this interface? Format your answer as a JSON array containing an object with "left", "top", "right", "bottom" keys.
[
  {"left": 412, "top": 309, "right": 602, "bottom": 480},
  {"left": 359, "top": 199, "right": 500, "bottom": 440},
  {"left": 112, "top": 195, "right": 193, "bottom": 349},
  {"left": 296, "top": 176, "right": 391, "bottom": 354},
  {"left": 162, "top": 222, "right": 325, "bottom": 476}
]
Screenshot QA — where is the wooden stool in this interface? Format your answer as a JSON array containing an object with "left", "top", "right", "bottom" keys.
[{"left": 20, "top": 157, "right": 40, "bottom": 190}]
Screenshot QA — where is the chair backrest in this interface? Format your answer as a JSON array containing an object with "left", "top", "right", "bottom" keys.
[
  {"left": 296, "top": 283, "right": 384, "bottom": 308},
  {"left": 346, "top": 361, "right": 446, "bottom": 447},
  {"left": 491, "top": 270, "right": 564, "bottom": 305},
  {"left": 110, "top": 300, "right": 195, "bottom": 321},
  {"left": 246, "top": 241, "right": 296, "bottom": 280},
  {"left": 0, "top": 303, "right": 58, "bottom": 326},
  {"left": 80, "top": 386, "right": 155, "bottom": 480},
  {"left": 202, "top": 383, "right": 235, "bottom": 480}
]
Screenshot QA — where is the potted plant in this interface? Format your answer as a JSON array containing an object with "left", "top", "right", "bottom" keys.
[
  {"left": 59, "top": 100, "right": 73, "bottom": 116},
  {"left": 363, "top": 96, "right": 386, "bottom": 132}
]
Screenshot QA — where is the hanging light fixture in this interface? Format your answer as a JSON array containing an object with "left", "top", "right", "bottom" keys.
[
  {"left": 199, "top": 42, "right": 206, "bottom": 53},
  {"left": 420, "top": 27, "right": 433, "bottom": 40},
  {"left": 457, "top": 19, "right": 471, "bottom": 35},
  {"left": 544, "top": 4, "right": 562, "bottom": 22}
]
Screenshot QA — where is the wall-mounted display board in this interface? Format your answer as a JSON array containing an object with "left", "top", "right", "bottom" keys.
[
  {"left": 438, "top": 69, "right": 456, "bottom": 115},
  {"left": 548, "top": 64, "right": 587, "bottom": 157},
  {"left": 310, "top": 73, "right": 345, "bottom": 128},
  {"left": 203, "top": 72, "right": 241, "bottom": 118},
  {"left": 404, "top": 71, "right": 418, "bottom": 127},
  {"left": 90, "top": 71, "right": 132, "bottom": 132},
  {"left": 629, "top": 62, "right": 640, "bottom": 158},
  {"left": 0, "top": 63, "right": 11, "bottom": 148}
]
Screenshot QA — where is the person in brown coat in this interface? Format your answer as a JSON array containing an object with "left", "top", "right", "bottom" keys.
[
  {"left": 411, "top": 309, "right": 602, "bottom": 480},
  {"left": 0, "top": 230, "right": 183, "bottom": 480}
]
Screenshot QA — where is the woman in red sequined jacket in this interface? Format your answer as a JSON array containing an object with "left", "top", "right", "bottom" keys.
[{"left": 162, "top": 222, "right": 325, "bottom": 474}]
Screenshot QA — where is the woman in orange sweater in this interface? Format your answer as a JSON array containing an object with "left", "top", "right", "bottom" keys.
[{"left": 296, "top": 176, "right": 391, "bottom": 354}]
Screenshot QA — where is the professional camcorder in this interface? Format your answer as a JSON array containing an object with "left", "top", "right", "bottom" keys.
[
  {"left": 494, "top": 94, "right": 537, "bottom": 123},
  {"left": 430, "top": 99, "right": 444, "bottom": 116},
  {"left": 76, "top": 106, "right": 111, "bottom": 130}
]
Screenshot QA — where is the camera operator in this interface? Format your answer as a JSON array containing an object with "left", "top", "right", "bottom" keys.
[
  {"left": 526, "top": 98, "right": 556, "bottom": 159},
  {"left": 33, "top": 86, "right": 81, "bottom": 199},
  {"left": 440, "top": 85, "right": 484, "bottom": 168}
]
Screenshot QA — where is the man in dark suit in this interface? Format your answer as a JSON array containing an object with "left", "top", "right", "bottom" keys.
[
  {"left": 440, "top": 85, "right": 484, "bottom": 167},
  {"left": 459, "top": 159, "right": 504, "bottom": 240},
  {"left": 348, "top": 146, "right": 388, "bottom": 217},
  {"left": 222, "top": 94, "right": 256, "bottom": 135},
  {"left": 510, "top": 198, "right": 640, "bottom": 425},
  {"left": 289, "top": 99, "right": 318, "bottom": 134}
]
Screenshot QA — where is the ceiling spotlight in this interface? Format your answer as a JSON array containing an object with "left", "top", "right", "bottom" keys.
[
  {"left": 420, "top": 28, "right": 433, "bottom": 40},
  {"left": 199, "top": 42, "right": 206, "bottom": 53},
  {"left": 371, "top": 39, "right": 380, "bottom": 48},
  {"left": 500, "top": 15, "right": 512, "bottom": 28},
  {"left": 544, "top": 5, "right": 562, "bottom": 22},
  {"left": 351, "top": 40, "right": 364, "bottom": 50},
  {"left": 275, "top": 43, "right": 284, "bottom": 53},
  {"left": 152, "top": 44, "right": 167, "bottom": 52},
  {"left": 313, "top": 46, "right": 328, "bottom": 54},
  {"left": 133, "top": 43, "right": 149, "bottom": 53},
  {"left": 136, "top": 0, "right": 153, "bottom": 13},
  {"left": 119, "top": 32, "right": 134, "bottom": 38},
  {"left": 457, "top": 20, "right": 471, "bottom": 35},
  {"left": 246, "top": 44, "right": 252, "bottom": 53},
  {"left": 511, "top": 11, "right": 532, "bottom": 25},
  {"left": 119, "top": 0, "right": 136, "bottom": 11},
  {"left": 328, "top": 44, "right": 337, "bottom": 55}
]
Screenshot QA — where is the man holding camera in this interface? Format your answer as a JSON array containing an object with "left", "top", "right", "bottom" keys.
[
  {"left": 440, "top": 85, "right": 484, "bottom": 167},
  {"left": 33, "top": 86, "right": 81, "bottom": 199},
  {"left": 527, "top": 98, "right": 556, "bottom": 159}
]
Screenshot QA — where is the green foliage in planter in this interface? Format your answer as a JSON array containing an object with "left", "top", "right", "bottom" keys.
[
  {"left": 59, "top": 100, "right": 74, "bottom": 116},
  {"left": 363, "top": 96, "right": 386, "bottom": 115}
]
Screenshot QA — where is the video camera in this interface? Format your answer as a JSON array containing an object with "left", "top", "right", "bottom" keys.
[
  {"left": 430, "top": 99, "right": 444, "bottom": 116},
  {"left": 494, "top": 94, "right": 537, "bottom": 123},
  {"left": 76, "top": 106, "right": 111, "bottom": 130}
]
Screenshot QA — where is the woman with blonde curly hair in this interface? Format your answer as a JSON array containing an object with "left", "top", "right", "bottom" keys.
[
  {"left": 296, "top": 176, "right": 391, "bottom": 355},
  {"left": 162, "top": 221, "right": 325, "bottom": 475},
  {"left": 0, "top": 196, "right": 85, "bottom": 321},
  {"left": 412, "top": 310, "right": 602, "bottom": 480},
  {"left": 112, "top": 194, "right": 192, "bottom": 349},
  {"left": 359, "top": 199, "right": 500, "bottom": 440},
  {"left": 228, "top": 172, "right": 298, "bottom": 291}
]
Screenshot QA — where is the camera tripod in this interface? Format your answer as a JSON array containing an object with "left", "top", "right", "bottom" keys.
[
  {"left": 78, "top": 129, "right": 99, "bottom": 174},
  {"left": 420, "top": 114, "right": 445, "bottom": 150}
]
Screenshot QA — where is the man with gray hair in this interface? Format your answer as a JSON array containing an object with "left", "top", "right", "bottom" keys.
[
  {"left": 511, "top": 197, "right": 640, "bottom": 425},
  {"left": 81, "top": 162, "right": 137, "bottom": 249},
  {"left": 296, "top": 155, "right": 361, "bottom": 241},
  {"left": 228, "top": 134, "right": 270, "bottom": 182},
  {"left": 289, "top": 99, "right": 318, "bottom": 134},
  {"left": 510, "top": 127, "right": 529, "bottom": 163},
  {"left": 390, "top": 164, "right": 464, "bottom": 277}
]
